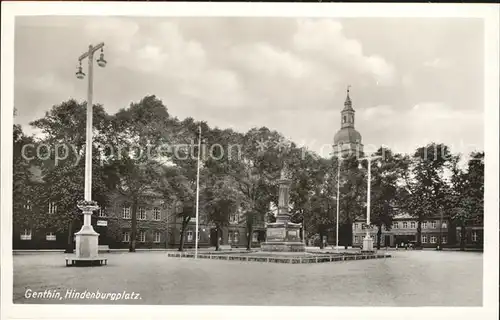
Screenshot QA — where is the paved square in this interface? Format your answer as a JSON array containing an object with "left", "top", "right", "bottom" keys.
[{"left": 13, "top": 250, "right": 482, "bottom": 306}]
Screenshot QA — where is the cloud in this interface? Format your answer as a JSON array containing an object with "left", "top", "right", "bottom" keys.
[
  {"left": 357, "top": 102, "right": 483, "bottom": 156},
  {"left": 292, "top": 19, "right": 397, "bottom": 86},
  {"left": 230, "top": 43, "right": 311, "bottom": 80}
]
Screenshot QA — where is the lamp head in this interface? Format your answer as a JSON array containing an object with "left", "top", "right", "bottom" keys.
[
  {"left": 75, "top": 65, "right": 85, "bottom": 79},
  {"left": 97, "top": 48, "right": 107, "bottom": 68}
]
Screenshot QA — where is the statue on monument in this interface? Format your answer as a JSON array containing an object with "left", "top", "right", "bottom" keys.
[{"left": 280, "top": 161, "right": 291, "bottom": 180}]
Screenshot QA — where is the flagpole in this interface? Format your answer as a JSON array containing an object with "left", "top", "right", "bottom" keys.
[
  {"left": 195, "top": 125, "right": 201, "bottom": 259},
  {"left": 336, "top": 157, "right": 340, "bottom": 253}
]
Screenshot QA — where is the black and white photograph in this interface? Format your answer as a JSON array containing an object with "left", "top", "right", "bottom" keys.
[{"left": 1, "top": 2, "right": 499, "bottom": 320}]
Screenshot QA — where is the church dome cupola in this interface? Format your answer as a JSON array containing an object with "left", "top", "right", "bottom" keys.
[{"left": 333, "top": 85, "right": 363, "bottom": 157}]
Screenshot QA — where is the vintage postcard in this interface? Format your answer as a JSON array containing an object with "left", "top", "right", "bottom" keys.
[{"left": 1, "top": 2, "right": 499, "bottom": 320}]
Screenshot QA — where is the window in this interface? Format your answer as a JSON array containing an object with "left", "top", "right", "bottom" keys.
[
  {"left": 138, "top": 231, "right": 146, "bottom": 242},
  {"left": 343, "top": 115, "right": 346, "bottom": 123},
  {"left": 24, "top": 200, "right": 32, "bottom": 211},
  {"left": 154, "top": 231, "right": 161, "bottom": 243},
  {"left": 138, "top": 208, "right": 146, "bottom": 220},
  {"left": 123, "top": 231, "right": 130, "bottom": 242},
  {"left": 252, "top": 232, "right": 258, "bottom": 242},
  {"left": 198, "top": 231, "right": 201, "bottom": 241},
  {"left": 402, "top": 222, "right": 408, "bottom": 229},
  {"left": 354, "top": 236, "right": 359, "bottom": 243},
  {"left": 421, "top": 235, "right": 427, "bottom": 243},
  {"left": 46, "top": 232, "right": 56, "bottom": 241},
  {"left": 48, "top": 202, "right": 57, "bottom": 214},
  {"left": 153, "top": 208, "right": 161, "bottom": 221},
  {"left": 20, "top": 229, "right": 31, "bottom": 240},
  {"left": 410, "top": 221, "right": 416, "bottom": 229},
  {"left": 232, "top": 232, "right": 239, "bottom": 243},
  {"left": 392, "top": 222, "right": 399, "bottom": 229},
  {"left": 122, "top": 207, "right": 131, "bottom": 219},
  {"left": 187, "top": 230, "right": 193, "bottom": 242},
  {"left": 442, "top": 235, "right": 447, "bottom": 244},
  {"left": 472, "top": 231, "right": 478, "bottom": 242},
  {"left": 98, "top": 207, "right": 106, "bottom": 217},
  {"left": 422, "top": 222, "right": 427, "bottom": 229},
  {"left": 229, "top": 212, "right": 239, "bottom": 224},
  {"left": 442, "top": 222, "right": 447, "bottom": 229},
  {"left": 431, "top": 221, "right": 437, "bottom": 228},
  {"left": 430, "top": 236, "right": 437, "bottom": 244}
]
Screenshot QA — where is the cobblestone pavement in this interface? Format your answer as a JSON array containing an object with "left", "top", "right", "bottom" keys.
[{"left": 13, "top": 250, "right": 482, "bottom": 306}]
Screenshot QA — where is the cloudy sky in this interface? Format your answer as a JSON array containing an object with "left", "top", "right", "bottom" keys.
[{"left": 14, "top": 16, "right": 484, "bottom": 157}]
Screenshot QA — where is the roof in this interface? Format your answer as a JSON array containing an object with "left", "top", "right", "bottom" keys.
[{"left": 333, "top": 127, "right": 362, "bottom": 144}]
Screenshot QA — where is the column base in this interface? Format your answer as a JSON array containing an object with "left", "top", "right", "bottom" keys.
[
  {"left": 361, "top": 235, "right": 375, "bottom": 253},
  {"left": 75, "top": 225, "right": 100, "bottom": 259}
]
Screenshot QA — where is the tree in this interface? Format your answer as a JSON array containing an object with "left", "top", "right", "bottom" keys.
[
  {"left": 203, "top": 174, "right": 242, "bottom": 251},
  {"left": 12, "top": 125, "right": 38, "bottom": 231},
  {"left": 288, "top": 148, "right": 325, "bottom": 243},
  {"left": 110, "top": 95, "right": 172, "bottom": 252},
  {"left": 338, "top": 155, "right": 366, "bottom": 248},
  {"left": 449, "top": 152, "right": 484, "bottom": 250},
  {"left": 28, "top": 100, "right": 113, "bottom": 253},
  {"left": 368, "top": 147, "right": 402, "bottom": 249},
  {"left": 400, "top": 143, "right": 453, "bottom": 248},
  {"left": 307, "top": 157, "right": 336, "bottom": 249},
  {"left": 228, "top": 127, "right": 286, "bottom": 250}
]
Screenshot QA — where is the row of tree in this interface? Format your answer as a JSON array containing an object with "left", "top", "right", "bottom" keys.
[{"left": 13, "top": 96, "right": 484, "bottom": 252}]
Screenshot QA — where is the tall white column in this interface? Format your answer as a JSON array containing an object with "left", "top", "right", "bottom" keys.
[
  {"left": 195, "top": 125, "right": 201, "bottom": 259},
  {"left": 362, "top": 156, "right": 375, "bottom": 252},
  {"left": 367, "top": 158, "right": 371, "bottom": 225},
  {"left": 85, "top": 46, "right": 94, "bottom": 202},
  {"left": 74, "top": 44, "right": 102, "bottom": 260}
]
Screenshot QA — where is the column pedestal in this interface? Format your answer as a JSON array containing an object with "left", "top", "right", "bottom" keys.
[
  {"left": 75, "top": 223, "right": 99, "bottom": 259},
  {"left": 361, "top": 229, "right": 375, "bottom": 253},
  {"left": 65, "top": 201, "right": 106, "bottom": 267}
]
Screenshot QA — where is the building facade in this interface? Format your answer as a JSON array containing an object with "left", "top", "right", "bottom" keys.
[
  {"left": 13, "top": 189, "right": 268, "bottom": 250},
  {"left": 351, "top": 213, "right": 483, "bottom": 249}
]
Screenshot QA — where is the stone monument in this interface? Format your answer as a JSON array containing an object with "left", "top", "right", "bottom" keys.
[{"left": 261, "top": 162, "right": 306, "bottom": 252}]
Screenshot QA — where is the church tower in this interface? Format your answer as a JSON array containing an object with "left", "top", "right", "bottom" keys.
[{"left": 333, "top": 86, "right": 363, "bottom": 158}]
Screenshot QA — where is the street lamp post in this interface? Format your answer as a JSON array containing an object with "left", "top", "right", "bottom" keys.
[
  {"left": 358, "top": 154, "right": 382, "bottom": 253},
  {"left": 73, "top": 43, "right": 107, "bottom": 263}
]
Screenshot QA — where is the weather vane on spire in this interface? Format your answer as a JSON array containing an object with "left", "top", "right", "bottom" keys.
[{"left": 347, "top": 85, "right": 351, "bottom": 94}]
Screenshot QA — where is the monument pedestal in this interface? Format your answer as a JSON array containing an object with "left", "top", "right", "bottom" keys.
[
  {"left": 261, "top": 165, "right": 305, "bottom": 253},
  {"left": 361, "top": 233, "right": 375, "bottom": 253},
  {"left": 75, "top": 225, "right": 99, "bottom": 259},
  {"left": 66, "top": 202, "right": 107, "bottom": 267},
  {"left": 260, "top": 219, "right": 305, "bottom": 252}
]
